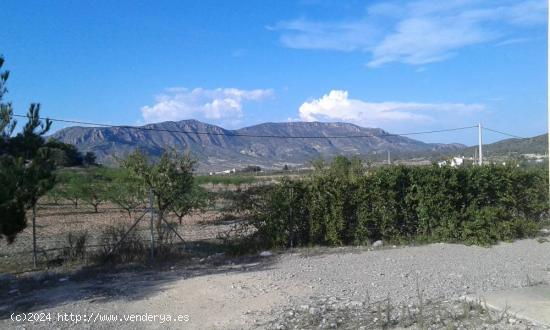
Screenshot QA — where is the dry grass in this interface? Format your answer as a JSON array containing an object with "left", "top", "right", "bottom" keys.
[{"left": 0, "top": 200, "right": 241, "bottom": 274}]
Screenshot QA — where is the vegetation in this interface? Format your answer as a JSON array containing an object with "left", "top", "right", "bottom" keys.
[
  {"left": 464, "top": 133, "right": 547, "bottom": 157},
  {"left": 103, "top": 168, "right": 147, "bottom": 218},
  {"left": 122, "top": 149, "right": 196, "bottom": 235},
  {"left": 0, "top": 56, "right": 56, "bottom": 243},
  {"left": 195, "top": 174, "right": 258, "bottom": 186},
  {"left": 240, "top": 165, "right": 262, "bottom": 173},
  {"left": 43, "top": 139, "right": 97, "bottom": 167},
  {"left": 1, "top": 53, "right": 548, "bottom": 264},
  {"left": 248, "top": 157, "right": 548, "bottom": 248},
  {"left": 172, "top": 184, "right": 209, "bottom": 224}
]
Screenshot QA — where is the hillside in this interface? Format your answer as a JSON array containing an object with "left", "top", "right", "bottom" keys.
[
  {"left": 463, "top": 133, "right": 547, "bottom": 157},
  {"left": 50, "top": 120, "right": 466, "bottom": 171}
]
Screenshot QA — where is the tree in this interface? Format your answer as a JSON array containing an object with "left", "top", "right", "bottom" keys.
[
  {"left": 241, "top": 165, "right": 261, "bottom": 173},
  {"left": 79, "top": 170, "right": 108, "bottom": 213},
  {"left": 171, "top": 184, "right": 209, "bottom": 225},
  {"left": 83, "top": 151, "right": 96, "bottom": 166},
  {"left": 60, "top": 172, "right": 85, "bottom": 208},
  {"left": 0, "top": 56, "right": 55, "bottom": 242},
  {"left": 105, "top": 168, "right": 147, "bottom": 218},
  {"left": 58, "top": 168, "right": 109, "bottom": 212},
  {"left": 44, "top": 139, "right": 84, "bottom": 167},
  {"left": 122, "top": 149, "right": 196, "bottom": 236}
]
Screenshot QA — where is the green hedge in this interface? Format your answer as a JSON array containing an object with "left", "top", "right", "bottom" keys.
[{"left": 251, "top": 162, "right": 548, "bottom": 247}]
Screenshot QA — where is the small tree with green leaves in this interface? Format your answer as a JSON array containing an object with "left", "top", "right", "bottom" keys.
[
  {"left": 59, "top": 172, "right": 86, "bottom": 208},
  {"left": 122, "top": 149, "right": 196, "bottom": 237},
  {"left": 105, "top": 168, "right": 147, "bottom": 218},
  {"left": 172, "top": 184, "right": 209, "bottom": 225},
  {"left": 79, "top": 171, "right": 108, "bottom": 213}
]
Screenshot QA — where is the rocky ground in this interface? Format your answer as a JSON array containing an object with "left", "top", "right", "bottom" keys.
[
  {"left": 267, "top": 295, "right": 537, "bottom": 329},
  {"left": 1, "top": 238, "right": 550, "bottom": 329}
]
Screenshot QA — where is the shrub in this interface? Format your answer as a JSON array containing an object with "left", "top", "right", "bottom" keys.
[
  {"left": 97, "top": 223, "right": 146, "bottom": 263},
  {"left": 62, "top": 231, "right": 88, "bottom": 261},
  {"left": 251, "top": 178, "right": 309, "bottom": 247},
  {"left": 249, "top": 160, "right": 547, "bottom": 248}
]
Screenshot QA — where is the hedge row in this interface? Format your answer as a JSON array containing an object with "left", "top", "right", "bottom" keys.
[{"left": 250, "top": 161, "right": 548, "bottom": 247}]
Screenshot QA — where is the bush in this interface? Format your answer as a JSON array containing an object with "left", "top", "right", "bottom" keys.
[
  {"left": 249, "top": 161, "right": 547, "bottom": 248},
  {"left": 97, "top": 223, "right": 146, "bottom": 263},
  {"left": 62, "top": 231, "right": 88, "bottom": 261}
]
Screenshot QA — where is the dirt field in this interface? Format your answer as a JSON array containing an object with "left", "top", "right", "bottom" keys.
[
  {"left": 1, "top": 238, "right": 549, "bottom": 329},
  {"left": 0, "top": 200, "right": 236, "bottom": 274}
]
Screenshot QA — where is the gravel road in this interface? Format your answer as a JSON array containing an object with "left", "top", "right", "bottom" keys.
[{"left": 1, "top": 238, "right": 549, "bottom": 329}]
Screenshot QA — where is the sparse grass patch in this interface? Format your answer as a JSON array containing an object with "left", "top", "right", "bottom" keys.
[
  {"left": 267, "top": 297, "right": 524, "bottom": 330},
  {"left": 95, "top": 223, "right": 148, "bottom": 263}
]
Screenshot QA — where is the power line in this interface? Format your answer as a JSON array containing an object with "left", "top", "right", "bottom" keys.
[
  {"left": 12, "top": 114, "right": 477, "bottom": 139},
  {"left": 482, "top": 127, "right": 524, "bottom": 139}
]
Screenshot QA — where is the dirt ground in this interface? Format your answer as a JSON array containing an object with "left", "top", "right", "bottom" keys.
[
  {"left": 1, "top": 238, "right": 549, "bottom": 329},
  {"left": 0, "top": 201, "right": 236, "bottom": 274}
]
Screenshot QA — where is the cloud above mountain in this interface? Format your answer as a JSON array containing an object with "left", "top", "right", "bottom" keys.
[
  {"left": 273, "top": 0, "right": 547, "bottom": 67},
  {"left": 299, "top": 90, "right": 485, "bottom": 127},
  {"left": 141, "top": 87, "right": 274, "bottom": 124}
]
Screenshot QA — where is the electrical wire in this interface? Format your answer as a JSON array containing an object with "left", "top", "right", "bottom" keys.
[
  {"left": 12, "top": 114, "right": 477, "bottom": 139},
  {"left": 482, "top": 127, "right": 525, "bottom": 139}
]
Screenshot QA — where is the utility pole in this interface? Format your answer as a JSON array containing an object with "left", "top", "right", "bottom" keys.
[
  {"left": 547, "top": 1, "right": 550, "bottom": 208},
  {"left": 32, "top": 205, "right": 37, "bottom": 268},
  {"left": 289, "top": 186, "right": 293, "bottom": 249},
  {"left": 387, "top": 150, "right": 391, "bottom": 165},
  {"left": 149, "top": 189, "right": 155, "bottom": 262},
  {"left": 478, "top": 123, "right": 483, "bottom": 166}
]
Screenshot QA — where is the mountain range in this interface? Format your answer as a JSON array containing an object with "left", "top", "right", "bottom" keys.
[{"left": 50, "top": 120, "right": 468, "bottom": 171}]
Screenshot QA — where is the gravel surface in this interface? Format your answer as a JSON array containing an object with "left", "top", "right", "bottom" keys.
[
  {"left": 267, "top": 295, "right": 540, "bottom": 329},
  {"left": 269, "top": 239, "right": 550, "bottom": 305},
  {"left": 1, "top": 238, "right": 549, "bottom": 329}
]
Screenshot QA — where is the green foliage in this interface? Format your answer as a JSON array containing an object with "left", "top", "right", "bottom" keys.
[
  {"left": 172, "top": 184, "right": 210, "bottom": 224},
  {"left": 251, "top": 178, "right": 309, "bottom": 247},
  {"left": 52, "top": 168, "right": 111, "bottom": 211},
  {"left": 42, "top": 139, "right": 97, "bottom": 168},
  {"left": 0, "top": 57, "right": 56, "bottom": 243},
  {"left": 83, "top": 151, "right": 96, "bottom": 166},
  {"left": 250, "top": 158, "right": 547, "bottom": 248},
  {"left": 44, "top": 139, "right": 84, "bottom": 167},
  {"left": 49, "top": 151, "right": 207, "bottom": 225},
  {"left": 240, "top": 165, "right": 261, "bottom": 173},
  {"left": 56, "top": 170, "right": 86, "bottom": 207},
  {"left": 103, "top": 168, "right": 147, "bottom": 218},
  {"left": 195, "top": 175, "right": 257, "bottom": 186},
  {"left": 122, "top": 149, "right": 196, "bottom": 232},
  {"left": 78, "top": 168, "right": 110, "bottom": 212}
]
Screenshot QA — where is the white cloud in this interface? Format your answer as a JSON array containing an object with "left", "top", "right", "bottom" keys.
[
  {"left": 298, "top": 90, "right": 484, "bottom": 127},
  {"left": 273, "top": 0, "right": 547, "bottom": 67},
  {"left": 274, "top": 19, "right": 377, "bottom": 51},
  {"left": 141, "top": 87, "right": 274, "bottom": 123}
]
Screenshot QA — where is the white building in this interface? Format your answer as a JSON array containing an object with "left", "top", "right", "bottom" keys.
[{"left": 450, "top": 157, "right": 464, "bottom": 167}]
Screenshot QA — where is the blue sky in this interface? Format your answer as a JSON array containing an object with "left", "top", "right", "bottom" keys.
[{"left": 0, "top": 0, "right": 547, "bottom": 145}]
